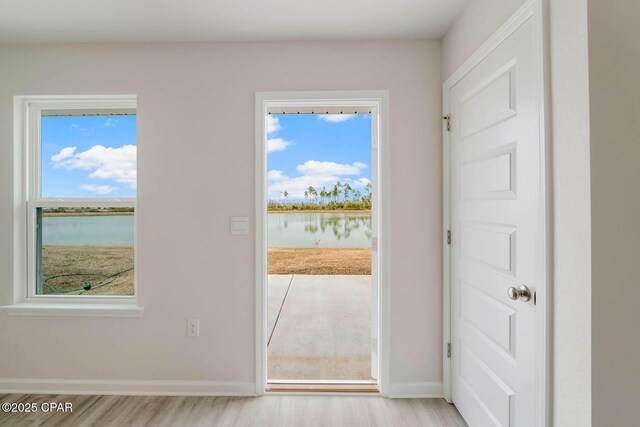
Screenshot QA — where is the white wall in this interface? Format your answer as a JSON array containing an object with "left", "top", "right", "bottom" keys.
[
  {"left": 0, "top": 41, "right": 443, "bottom": 393},
  {"left": 441, "top": 0, "right": 526, "bottom": 79},
  {"left": 587, "top": 1, "right": 640, "bottom": 425},
  {"left": 441, "top": 0, "right": 593, "bottom": 425}
]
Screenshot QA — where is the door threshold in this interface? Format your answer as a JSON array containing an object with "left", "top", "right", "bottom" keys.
[{"left": 267, "top": 382, "right": 379, "bottom": 393}]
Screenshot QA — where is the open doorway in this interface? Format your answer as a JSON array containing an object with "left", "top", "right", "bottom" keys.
[{"left": 256, "top": 92, "right": 387, "bottom": 393}]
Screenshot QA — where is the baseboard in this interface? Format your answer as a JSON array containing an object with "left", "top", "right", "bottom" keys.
[
  {"left": 0, "top": 378, "right": 256, "bottom": 396},
  {"left": 387, "top": 381, "right": 443, "bottom": 398},
  {"left": 0, "top": 378, "right": 442, "bottom": 398}
]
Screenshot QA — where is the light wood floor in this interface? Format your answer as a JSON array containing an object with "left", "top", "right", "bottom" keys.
[{"left": 0, "top": 394, "right": 467, "bottom": 426}]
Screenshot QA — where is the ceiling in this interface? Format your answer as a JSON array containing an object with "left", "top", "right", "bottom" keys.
[{"left": 0, "top": 0, "right": 468, "bottom": 44}]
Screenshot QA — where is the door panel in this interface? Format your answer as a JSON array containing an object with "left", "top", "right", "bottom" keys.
[{"left": 450, "top": 17, "right": 541, "bottom": 427}]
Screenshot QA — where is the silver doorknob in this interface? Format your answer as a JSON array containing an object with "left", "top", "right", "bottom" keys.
[{"left": 507, "top": 285, "right": 532, "bottom": 302}]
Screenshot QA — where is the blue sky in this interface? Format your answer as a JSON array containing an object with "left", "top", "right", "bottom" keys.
[
  {"left": 41, "top": 115, "right": 137, "bottom": 198},
  {"left": 267, "top": 114, "right": 371, "bottom": 201},
  {"left": 41, "top": 113, "right": 368, "bottom": 200}
]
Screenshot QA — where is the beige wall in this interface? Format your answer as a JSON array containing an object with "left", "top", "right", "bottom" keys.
[
  {"left": 588, "top": 1, "right": 640, "bottom": 425},
  {"left": 0, "top": 41, "right": 443, "bottom": 391},
  {"left": 441, "top": 0, "right": 593, "bottom": 424}
]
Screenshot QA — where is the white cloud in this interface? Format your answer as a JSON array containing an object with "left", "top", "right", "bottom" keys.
[
  {"left": 267, "top": 116, "right": 281, "bottom": 134},
  {"left": 267, "top": 138, "right": 293, "bottom": 153},
  {"left": 267, "top": 170, "right": 289, "bottom": 181},
  {"left": 266, "top": 116, "right": 295, "bottom": 153},
  {"left": 268, "top": 160, "right": 370, "bottom": 199},
  {"left": 51, "top": 146, "right": 76, "bottom": 162},
  {"left": 51, "top": 144, "right": 137, "bottom": 188},
  {"left": 296, "top": 160, "right": 367, "bottom": 176},
  {"left": 104, "top": 118, "right": 117, "bottom": 127},
  {"left": 353, "top": 177, "right": 371, "bottom": 187},
  {"left": 268, "top": 174, "right": 341, "bottom": 200},
  {"left": 69, "top": 123, "right": 93, "bottom": 132},
  {"left": 80, "top": 184, "right": 117, "bottom": 195},
  {"left": 318, "top": 114, "right": 356, "bottom": 123}
]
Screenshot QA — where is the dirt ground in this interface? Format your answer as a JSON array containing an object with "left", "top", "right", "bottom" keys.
[
  {"left": 267, "top": 248, "right": 371, "bottom": 275},
  {"left": 42, "top": 246, "right": 134, "bottom": 296}
]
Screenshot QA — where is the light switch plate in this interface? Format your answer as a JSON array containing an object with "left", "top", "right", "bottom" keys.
[{"left": 231, "top": 217, "right": 249, "bottom": 235}]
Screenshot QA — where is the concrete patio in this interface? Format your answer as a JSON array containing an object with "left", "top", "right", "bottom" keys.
[{"left": 267, "top": 274, "right": 373, "bottom": 381}]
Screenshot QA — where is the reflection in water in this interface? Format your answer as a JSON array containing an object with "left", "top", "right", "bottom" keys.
[{"left": 268, "top": 213, "right": 372, "bottom": 248}]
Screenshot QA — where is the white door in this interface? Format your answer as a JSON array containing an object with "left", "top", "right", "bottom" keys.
[
  {"left": 370, "top": 106, "right": 379, "bottom": 380},
  {"left": 449, "top": 16, "right": 544, "bottom": 426}
]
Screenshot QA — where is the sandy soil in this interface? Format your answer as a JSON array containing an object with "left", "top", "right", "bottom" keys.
[
  {"left": 42, "top": 246, "right": 134, "bottom": 296},
  {"left": 268, "top": 210, "right": 371, "bottom": 214},
  {"left": 268, "top": 248, "right": 371, "bottom": 275}
]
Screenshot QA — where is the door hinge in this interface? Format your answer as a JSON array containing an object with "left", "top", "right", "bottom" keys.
[
  {"left": 442, "top": 115, "right": 451, "bottom": 132},
  {"left": 447, "top": 230, "right": 451, "bottom": 245},
  {"left": 372, "top": 237, "right": 378, "bottom": 252},
  {"left": 447, "top": 343, "right": 451, "bottom": 358}
]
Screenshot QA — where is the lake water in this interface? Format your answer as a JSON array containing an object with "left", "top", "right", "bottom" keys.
[
  {"left": 268, "top": 212, "right": 371, "bottom": 248},
  {"left": 43, "top": 215, "right": 134, "bottom": 246},
  {"left": 43, "top": 212, "right": 371, "bottom": 248}
]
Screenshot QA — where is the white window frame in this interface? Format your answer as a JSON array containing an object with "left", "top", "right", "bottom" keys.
[{"left": 3, "top": 95, "right": 143, "bottom": 317}]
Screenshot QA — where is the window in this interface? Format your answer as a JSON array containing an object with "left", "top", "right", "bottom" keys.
[{"left": 25, "top": 97, "right": 137, "bottom": 299}]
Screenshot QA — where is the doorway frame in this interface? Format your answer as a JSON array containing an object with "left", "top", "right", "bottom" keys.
[
  {"left": 441, "top": 0, "right": 551, "bottom": 424},
  {"left": 254, "top": 90, "right": 391, "bottom": 396}
]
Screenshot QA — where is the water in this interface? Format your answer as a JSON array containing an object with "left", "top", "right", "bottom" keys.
[
  {"left": 42, "top": 215, "right": 134, "bottom": 246},
  {"left": 42, "top": 212, "right": 371, "bottom": 248},
  {"left": 268, "top": 212, "right": 371, "bottom": 248}
]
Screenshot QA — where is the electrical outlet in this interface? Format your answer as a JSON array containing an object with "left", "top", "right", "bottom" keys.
[{"left": 187, "top": 318, "right": 200, "bottom": 337}]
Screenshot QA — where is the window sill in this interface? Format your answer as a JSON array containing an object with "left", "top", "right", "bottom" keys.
[{"left": 1, "top": 303, "right": 144, "bottom": 317}]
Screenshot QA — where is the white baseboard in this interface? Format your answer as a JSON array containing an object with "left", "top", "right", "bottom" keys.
[
  {"left": 387, "top": 381, "right": 443, "bottom": 398},
  {"left": 0, "top": 378, "right": 442, "bottom": 399},
  {"left": 0, "top": 378, "right": 256, "bottom": 396}
]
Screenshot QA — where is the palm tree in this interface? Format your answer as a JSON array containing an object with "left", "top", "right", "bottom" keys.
[
  {"left": 308, "top": 186, "right": 318, "bottom": 204},
  {"left": 343, "top": 183, "right": 352, "bottom": 202},
  {"left": 304, "top": 190, "right": 309, "bottom": 204},
  {"left": 333, "top": 181, "right": 342, "bottom": 203},
  {"left": 283, "top": 191, "right": 288, "bottom": 205},
  {"left": 364, "top": 182, "right": 373, "bottom": 207},
  {"left": 320, "top": 187, "right": 327, "bottom": 205}
]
